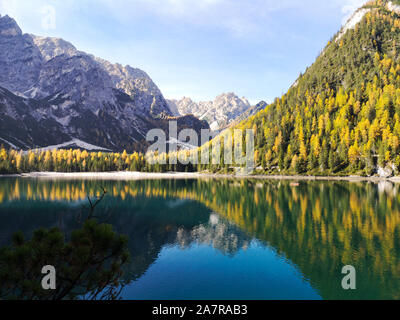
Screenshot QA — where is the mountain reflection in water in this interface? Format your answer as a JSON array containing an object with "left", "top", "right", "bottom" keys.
[{"left": 0, "top": 178, "right": 399, "bottom": 299}]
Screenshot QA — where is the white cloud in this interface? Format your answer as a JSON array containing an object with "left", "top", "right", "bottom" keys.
[
  {"left": 97, "top": 0, "right": 372, "bottom": 38},
  {"left": 96, "top": 0, "right": 321, "bottom": 38},
  {"left": 0, "top": 0, "right": 370, "bottom": 38},
  {"left": 97, "top": 0, "right": 267, "bottom": 37}
]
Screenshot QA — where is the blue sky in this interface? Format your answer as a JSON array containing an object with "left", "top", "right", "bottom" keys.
[{"left": 0, "top": 0, "right": 367, "bottom": 104}]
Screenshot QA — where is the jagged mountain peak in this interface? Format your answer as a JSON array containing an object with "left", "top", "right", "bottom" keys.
[
  {"left": 0, "top": 15, "right": 174, "bottom": 115},
  {"left": 0, "top": 14, "right": 206, "bottom": 151},
  {"left": 0, "top": 17, "right": 42, "bottom": 94},
  {"left": 167, "top": 92, "right": 252, "bottom": 131},
  {"left": 213, "top": 92, "right": 250, "bottom": 106},
  {"left": 32, "top": 35, "right": 79, "bottom": 61},
  {"left": 0, "top": 14, "right": 21, "bottom": 37}
]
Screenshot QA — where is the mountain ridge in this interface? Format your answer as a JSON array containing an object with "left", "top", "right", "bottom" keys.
[
  {"left": 167, "top": 93, "right": 252, "bottom": 131},
  {"left": 0, "top": 14, "right": 209, "bottom": 152}
]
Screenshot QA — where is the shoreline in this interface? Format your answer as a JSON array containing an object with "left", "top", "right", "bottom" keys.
[{"left": 1, "top": 171, "right": 400, "bottom": 183}]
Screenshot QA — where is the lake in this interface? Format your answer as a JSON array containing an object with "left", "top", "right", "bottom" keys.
[{"left": 0, "top": 177, "right": 399, "bottom": 300}]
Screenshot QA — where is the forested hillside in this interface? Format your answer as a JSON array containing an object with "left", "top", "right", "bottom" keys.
[{"left": 234, "top": 0, "right": 400, "bottom": 176}]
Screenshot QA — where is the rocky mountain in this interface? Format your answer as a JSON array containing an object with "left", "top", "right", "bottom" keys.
[
  {"left": 0, "top": 14, "right": 208, "bottom": 152},
  {"left": 168, "top": 93, "right": 252, "bottom": 131},
  {"left": 231, "top": 101, "right": 268, "bottom": 125},
  {"left": 229, "top": 0, "right": 400, "bottom": 176}
]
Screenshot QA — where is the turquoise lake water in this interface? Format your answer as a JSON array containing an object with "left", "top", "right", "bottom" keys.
[{"left": 1, "top": 178, "right": 399, "bottom": 299}]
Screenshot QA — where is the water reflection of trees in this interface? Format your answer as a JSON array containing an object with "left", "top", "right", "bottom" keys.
[
  {"left": 1, "top": 178, "right": 400, "bottom": 299},
  {"left": 0, "top": 184, "right": 246, "bottom": 285}
]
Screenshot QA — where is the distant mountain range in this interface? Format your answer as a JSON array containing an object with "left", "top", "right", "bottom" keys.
[
  {"left": 231, "top": 101, "right": 268, "bottom": 125},
  {"left": 0, "top": 14, "right": 208, "bottom": 152},
  {"left": 167, "top": 93, "right": 259, "bottom": 131}
]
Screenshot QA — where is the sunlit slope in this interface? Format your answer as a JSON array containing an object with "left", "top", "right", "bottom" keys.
[{"left": 234, "top": 0, "right": 400, "bottom": 175}]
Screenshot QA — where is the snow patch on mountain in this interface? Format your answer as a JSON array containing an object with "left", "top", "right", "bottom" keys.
[
  {"left": 34, "top": 139, "right": 112, "bottom": 152},
  {"left": 0, "top": 137, "right": 18, "bottom": 149}
]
